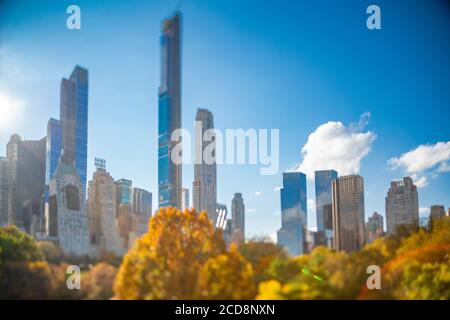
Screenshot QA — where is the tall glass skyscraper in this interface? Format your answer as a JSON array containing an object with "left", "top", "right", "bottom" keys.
[
  {"left": 45, "top": 118, "right": 62, "bottom": 186},
  {"left": 193, "top": 108, "right": 217, "bottom": 222},
  {"left": 277, "top": 172, "right": 307, "bottom": 256},
  {"left": 315, "top": 170, "right": 338, "bottom": 231},
  {"left": 60, "top": 66, "right": 88, "bottom": 195},
  {"left": 158, "top": 12, "right": 182, "bottom": 209}
]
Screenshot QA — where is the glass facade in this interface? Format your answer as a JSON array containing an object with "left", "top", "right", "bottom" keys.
[
  {"left": 45, "top": 118, "right": 62, "bottom": 186},
  {"left": 278, "top": 172, "right": 307, "bottom": 256},
  {"left": 158, "top": 13, "right": 182, "bottom": 209},
  {"left": 60, "top": 66, "right": 88, "bottom": 195},
  {"left": 314, "top": 170, "right": 338, "bottom": 231},
  {"left": 115, "top": 179, "right": 132, "bottom": 206}
]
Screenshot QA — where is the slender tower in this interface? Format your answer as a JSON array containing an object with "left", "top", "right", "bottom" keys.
[
  {"left": 158, "top": 12, "right": 182, "bottom": 209},
  {"left": 193, "top": 108, "right": 217, "bottom": 222}
]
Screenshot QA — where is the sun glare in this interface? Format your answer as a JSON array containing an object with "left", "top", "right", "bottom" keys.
[{"left": 0, "top": 92, "right": 23, "bottom": 129}]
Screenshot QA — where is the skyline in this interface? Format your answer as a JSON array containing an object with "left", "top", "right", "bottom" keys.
[{"left": 1, "top": 0, "right": 450, "bottom": 240}]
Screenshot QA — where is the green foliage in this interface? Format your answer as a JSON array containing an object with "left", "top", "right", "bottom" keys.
[
  {"left": 258, "top": 216, "right": 450, "bottom": 300},
  {"left": 239, "top": 239, "right": 287, "bottom": 285}
]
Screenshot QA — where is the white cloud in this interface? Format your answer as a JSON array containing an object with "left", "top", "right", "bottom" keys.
[
  {"left": 274, "top": 186, "right": 281, "bottom": 192},
  {"left": 388, "top": 141, "right": 450, "bottom": 188},
  {"left": 254, "top": 191, "right": 262, "bottom": 196},
  {"left": 413, "top": 175, "right": 428, "bottom": 188},
  {"left": 297, "top": 113, "right": 376, "bottom": 179},
  {"left": 388, "top": 141, "right": 450, "bottom": 173},
  {"left": 419, "top": 207, "right": 430, "bottom": 217},
  {"left": 0, "top": 92, "right": 23, "bottom": 130},
  {"left": 247, "top": 208, "right": 256, "bottom": 213}
]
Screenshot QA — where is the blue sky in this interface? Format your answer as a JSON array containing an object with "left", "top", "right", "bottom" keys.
[{"left": 1, "top": 0, "right": 449, "bottom": 239}]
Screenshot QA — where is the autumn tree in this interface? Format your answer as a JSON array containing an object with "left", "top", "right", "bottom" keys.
[
  {"left": 239, "top": 238, "right": 287, "bottom": 285},
  {"left": 199, "top": 243, "right": 256, "bottom": 299},
  {"left": 83, "top": 262, "right": 117, "bottom": 299},
  {"left": 114, "top": 207, "right": 230, "bottom": 299}
]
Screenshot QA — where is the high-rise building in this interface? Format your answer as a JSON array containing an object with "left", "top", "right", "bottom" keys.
[
  {"left": 87, "top": 162, "right": 123, "bottom": 256},
  {"left": 231, "top": 193, "right": 245, "bottom": 245},
  {"left": 430, "top": 205, "right": 445, "bottom": 222},
  {"left": 332, "top": 174, "right": 365, "bottom": 252},
  {"left": 60, "top": 66, "right": 88, "bottom": 195},
  {"left": 192, "top": 109, "right": 217, "bottom": 223},
  {"left": 315, "top": 170, "right": 338, "bottom": 232},
  {"left": 181, "top": 187, "right": 189, "bottom": 211},
  {"left": 115, "top": 178, "right": 132, "bottom": 214},
  {"left": 45, "top": 118, "right": 62, "bottom": 186},
  {"left": 0, "top": 157, "right": 8, "bottom": 225},
  {"left": 277, "top": 172, "right": 307, "bottom": 256},
  {"left": 132, "top": 187, "right": 152, "bottom": 220},
  {"left": 366, "top": 211, "right": 384, "bottom": 244},
  {"left": 47, "top": 154, "right": 90, "bottom": 256},
  {"left": 215, "top": 203, "right": 228, "bottom": 229},
  {"left": 385, "top": 177, "right": 419, "bottom": 235},
  {"left": 158, "top": 12, "right": 182, "bottom": 209},
  {"left": 6, "top": 134, "right": 46, "bottom": 232}
]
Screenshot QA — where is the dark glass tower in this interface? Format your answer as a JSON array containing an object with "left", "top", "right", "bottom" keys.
[
  {"left": 277, "top": 172, "right": 307, "bottom": 256},
  {"left": 60, "top": 66, "right": 88, "bottom": 195},
  {"left": 158, "top": 12, "right": 182, "bottom": 209},
  {"left": 314, "top": 170, "right": 338, "bottom": 231}
]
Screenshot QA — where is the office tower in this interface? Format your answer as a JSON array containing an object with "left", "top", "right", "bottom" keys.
[
  {"left": 215, "top": 203, "right": 228, "bottom": 229},
  {"left": 315, "top": 170, "right": 338, "bottom": 231},
  {"left": 231, "top": 193, "right": 245, "bottom": 245},
  {"left": 47, "top": 153, "right": 90, "bottom": 256},
  {"left": 45, "top": 118, "right": 62, "bottom": 186},
  {"left": 215, "top": 203, "right": 231, "bottom": 246},
  {"left": 366, "top": 211, "right": 384, "bottom": 244},
  {"left": 87, "top": 160, "right": 123, "bottom": 256},
  {"left": 193, "top": 109, "right": 217, "bottom": 223},
  {"left": 181, "top": 187, "right": 189, "bottom": 211},
  {"left": 132, "top": 187, "right": 152, "bottom": 220},
  {"left": 158, "top": 12, "right": 182, "bottom": 209},
  {"left": 430, "top": 205, "right": 445, "bottom": 222},
  {"left": 6, "top": 134, "right": 46, "bottom": 232},
  {"left": 0, "top": 157, "right": 8, "bottom": 225},
  {"left": 277, "top": 172, "right": 307, "bottom": 256},
  {"left": 115, "top": 179, "right": 132, "bottom": 213},
  {"left": 117, "top": 203, "right": 132, "bottom": 248},
  {"left": 332, "top": 174, "right": 365, "bottom": 252},
  {"left": 60, "top": 66, "right": 88, "bottom": 195},
  {"left": 385, "top": 177, "right": 419, "bottom": 235}
]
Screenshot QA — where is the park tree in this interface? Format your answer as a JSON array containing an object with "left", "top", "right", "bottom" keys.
[
  {"left": 114, "top": 207, "right": 229, "bottom": 299},
  {"left": 199, "top": 243, "right": 256, "bottom": 299},
  {"left": 239, "top": 238, "right": 287, "bottom": 285},
  {"left": 83, "top": 262, "right": 117, "bottom": 299}
]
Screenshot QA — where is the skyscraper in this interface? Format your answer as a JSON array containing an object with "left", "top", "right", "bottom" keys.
[
  {"left": 277, "top": 172, "right": 307, "bottom": 256},
  {"left": 115, "top": 179, "right": 132, "bottom": 213},
  {"left": 315, "top": 170, "right": 338, "bottom": 232},
  {"left": 0, "top": 157, "right": 8, "bottom": 225},
  {"left": 430, "top": 205, "right": 445, "bottom": 222},
  {"left": 60, "top": 66, "right": 88, "bottom": 195},
  {"left": 193, "top": 108, "right": 217, "bottom": 223},
  {"left": 366, "top": 211, "right": 384, "bottom": 244},
  {"left": 45, "top": 118, "right": 62, "bottom": 187},
  {"left": 181, "top": 187, "right": 189, "bottom": 211},
  {"left": 87, "top": 162, "right": 123, "bottom": 256},
  {"left": 158, "top": 12, "right": 182, "bottom": 209},
  {"left": 231, "top": 193, "right": 245, "bottom": 245},
  {"left": 385, "top": 177, "right": 419, "bottom": 235},
  {"left": 332, "top": 174, "right": 365, "bottom": 252},
  {"left": 47, "top": 153, "right": 90, "bottom": 256},
  {"left": 6, "top": 134, "right": 46, "bottom": 232},
  {"left": 132, "top": 187, "right": 152, "bottom": 220}
]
